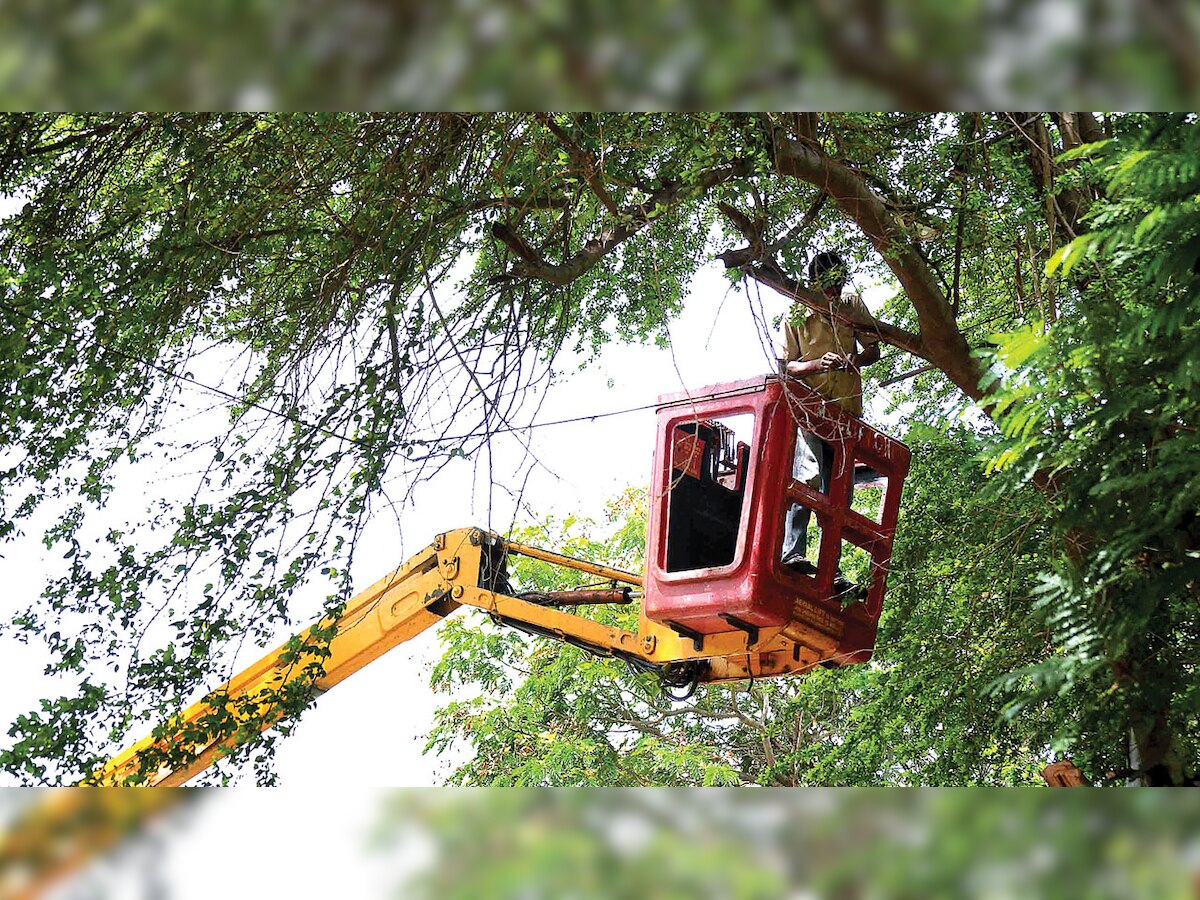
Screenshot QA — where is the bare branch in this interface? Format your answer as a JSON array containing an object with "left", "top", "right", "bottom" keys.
[
  {"left": 878, "top": 363, "right": 938, "bottom": 387},
  {"left": 494, "top": 159, "right": 754, "bottom": 287}
]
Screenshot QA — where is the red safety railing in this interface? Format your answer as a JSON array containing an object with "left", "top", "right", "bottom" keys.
[{"left": 642, "top": 376, "right": 911, "bottom": 665}]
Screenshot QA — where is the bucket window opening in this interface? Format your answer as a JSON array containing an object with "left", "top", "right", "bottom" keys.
[
  {"left": 838, "top": 535, "right": 874, "bottom": 604},
  {"left": 781, "top": 427, "right": 835, "bottom": 569},
  {"left": 780, "top": 423, "right": 872, "bottom": 601},
  {"left": 664, "top": 412, "right": 754, "bottom": 573},
  {"left": 781, "top": 502, "right": 826, "bottom": 578},
  {"left": 851, "top": 453, "right": 891, "bottom": 525}
]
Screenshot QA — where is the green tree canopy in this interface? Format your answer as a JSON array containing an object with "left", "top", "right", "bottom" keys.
[{"left": 1, "top": 112, "right": 1196, "bottom": 784}]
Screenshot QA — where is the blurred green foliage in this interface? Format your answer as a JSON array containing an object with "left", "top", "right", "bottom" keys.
[
  {"left": 379, "top": 791, "right": 783, "bottom": 899},
  {"left": 0, "top": 1, "right": 1197, "bottom": 108},
  {"left": 376, "top": 790, "right": 1200, "bottom": 899}
]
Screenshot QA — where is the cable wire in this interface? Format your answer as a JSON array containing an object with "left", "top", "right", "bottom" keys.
[
  {"left": 0, "top": 297, "right": 379, "bottom": 450},
  {"left": 1, "top": 298, "right": 774, "bottom": 455}
]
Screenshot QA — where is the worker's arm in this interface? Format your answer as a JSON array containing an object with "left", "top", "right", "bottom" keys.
[
  {"left": 847, "top": 340, "right": 880, "bottom": 370},
  {"left": 783, "top": 353, "right": 847, "bottom": 378},
  {"left": 846, "top": 292, "right": 882, "bottom": 371}
]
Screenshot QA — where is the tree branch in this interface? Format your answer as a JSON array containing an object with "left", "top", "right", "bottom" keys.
[
  {"left": 491, "top": 221, "right": 541, "bottom": 263},
  {"left": 537, "top": 114, "right": 621, "bottom": 217},
  {"left": 766, "top": 190, "right": 827, "bottom": 255},
  {"left": 492, "top": 159, "right": 754, "bottom": 286},
  {"left": 715, "top": 202, "right": 926, "bottom": 362},
  {"left": 878, "top": 363, "right": 938, "bottom": 387},
  {"left": 763, "top": 122, "right": 986, "bottom": 399},
  {"left": 468, "top": 193, "right": 571, "bottom": 213}
]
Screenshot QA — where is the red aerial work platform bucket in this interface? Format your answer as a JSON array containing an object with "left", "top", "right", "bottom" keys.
[{"left": 642, "top": 376, "right": 911, "bottom": 665}]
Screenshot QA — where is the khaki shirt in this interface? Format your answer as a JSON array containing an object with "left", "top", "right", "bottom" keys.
[{"left": 778, "top": 292, "right": 879, "bottom": 418}]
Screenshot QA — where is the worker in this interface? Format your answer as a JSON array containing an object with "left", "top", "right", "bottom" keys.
[{"left": 778, "top": 251, "right": 881, "bottom": 586}]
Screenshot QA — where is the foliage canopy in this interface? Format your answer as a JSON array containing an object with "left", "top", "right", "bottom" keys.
[{"left": 0, "top": 112, "right": 1197, "bottom": 784}]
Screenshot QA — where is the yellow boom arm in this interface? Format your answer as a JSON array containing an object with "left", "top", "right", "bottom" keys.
[
  {"left": 88, "top": 527, "right": 822, "bottom": 787},
  {"left": 0, "top": 527, "right": 830, "bottom": 898}
]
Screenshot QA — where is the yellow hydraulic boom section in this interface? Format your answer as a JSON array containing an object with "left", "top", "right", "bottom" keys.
[{"left": 89, "top": 527, "right": 825, "bottom": 787}]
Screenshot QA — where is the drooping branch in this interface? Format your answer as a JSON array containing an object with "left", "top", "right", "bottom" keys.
[{"left": 490, "top": 159, "right": 754, "bottom": 286}]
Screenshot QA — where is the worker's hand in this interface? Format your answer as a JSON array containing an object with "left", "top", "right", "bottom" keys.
[{"left": 820, "top": 352, "right": 846, "bottom": 371}]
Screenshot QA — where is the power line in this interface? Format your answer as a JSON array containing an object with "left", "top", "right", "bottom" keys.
[
  {"left": 0, "top": 297, "right": 375, "bottom": 449},
  {"left": 3, "top": 296, "right": 928, "bottom": 454},
  {"left": 418, "top": 381, "right": 768, "bottom": 446},
  {"left": 0, "top": 296, "right": 704, "bottom": 451}
]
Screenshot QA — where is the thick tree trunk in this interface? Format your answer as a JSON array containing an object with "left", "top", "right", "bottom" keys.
[{"left": 1123, "top": 620, "right": 1188, "bottom": 785}]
